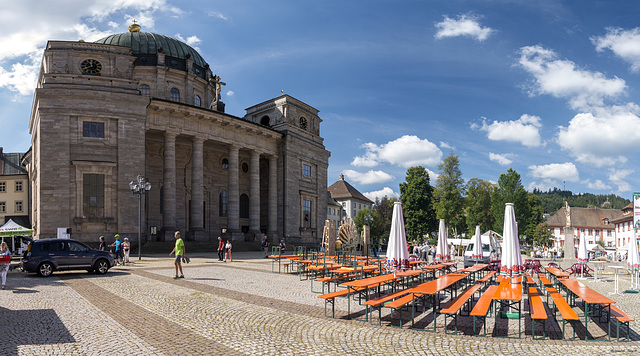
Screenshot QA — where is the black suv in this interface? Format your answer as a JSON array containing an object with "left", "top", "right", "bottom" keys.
[{"left": 21, "top": 239, "right": 115, "bottom": 277}]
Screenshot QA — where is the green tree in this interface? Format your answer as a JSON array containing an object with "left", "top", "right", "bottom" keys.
[
  {"left": 354, "top": 208, "right": 381, "bottom": 244},
  {"left": 531, "top": 222, "right": 553, "bottom": 248},
  {"left": 372, "top": 196, "right": 395, "bottom": 244},
  {"left": 523, "top": 192, "right": 544, "bottom": 245},
  {"left": 434, "top": 151, "right": 466, "bottom": 237},
  {"left": 465, "top": 178, "right": 495, "bottom": 236},
  {"left": 400, "top": 166, "right": 437, "bottom": 242},
  {"left": 491, "top": 168, "right": 529, "bottom": 235}
]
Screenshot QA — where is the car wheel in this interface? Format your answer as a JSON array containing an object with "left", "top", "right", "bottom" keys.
[
  {"left": 94, "top": 259, "right": 110, "bottom": 274},
  {"left": 37, "top": 262, "right": 54, "bottom": 277}
]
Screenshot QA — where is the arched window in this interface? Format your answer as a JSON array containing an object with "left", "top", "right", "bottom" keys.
[
  {"left": 170, "top": 88, "right": 180, "bottom": 102},
  {"left": 194, "top": 95, "right": 201, "bottom": 107},
  {"left": 239, "top": 194, "right": 249, "bottom": 219},
  {"left": 140, "top": 84, "right": 150, "bottom": 96},
  {"left": 260, "top": 115, "right": 271, "bottom": 126},
  {"left": 299, "top": 117, "right": 308, "bottom": 130},
  {"left": 219, "top": 191, "right": 228, "bottom": 217},
  {"left": 221, "top": 158, "right": 229, "bottom": 169}
]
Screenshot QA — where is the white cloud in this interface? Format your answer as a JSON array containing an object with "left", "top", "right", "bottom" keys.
[
  {"left": 351, "top": 135, "right": 443, "bottom": 168},
  {"left": 207, "top": 11, "right": 229, "bottom": 21},
  {"left": 226, "top": 90, "right": 235, "bottom": 96},
  {"left": 440, "top": 141, "right": 453, "bottom": 150},
  {"left": 489, "top": 152, "right": 514, "bottom": 166},
  {"left": 556, "top": 106, "right": 640, "bottom": 167},
  {"left": 583, "top": 179, "right": 612, "bottom": 190},
  {"left": 592, "top": 27, "right": 640, "bottom": 72},
  {"left": 364, "top": 187, "right": 399, "bottom": 202},
  {"left": 608, "top": 168, "right": 633, "bottom": 192},
  {"left": 342, "top": 169, "right": 395, "bottom": 185},
  {"left": 175, "top": 34, "right": 201, "bottom": 51},
  {"left": 473, "top": 115, "right": 543, "bottom": 147},
  {"left": 434, "top": 14, "right": 494, "bottom": 42},
  {"left": 528, "top": 162, "right": 579, "bottom": 182},
  {"left": 0, "top": 0, "right": 179, "bottom": 96},
  {"left": 518, "top": 45, "right": 626, "bottom": 110}
]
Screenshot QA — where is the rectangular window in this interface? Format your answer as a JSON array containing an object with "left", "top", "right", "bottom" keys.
[
  {"left": 83, "top": 174, "right": 104, "bottom": 218},
  {"left": 303, "top": 199, "right": 312, "bottom": 227},
  {"left": 15, "top": 181, "right": 23, "bottom": 192},
  {"left": 0, "top": 202, "right": 5, "bottom": 213},
  {"left": 302, "top": 164, "right": 311, "bottom": 177},
  {"left": 607, "top": 230, "right": 612, "bottom": 237},
  {"left": 82, "top": 121, "right": 105, "bottom": 138},
  {"left": 15, "top": 201, "right": 23, "bottom": 213},
  {"left": 0, "top": 182, "right": 5, "bottom": 192}
]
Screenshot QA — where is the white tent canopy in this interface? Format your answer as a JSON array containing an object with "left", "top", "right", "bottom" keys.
[{"left": 0, "top": 219, "right": 32, "bottom": 237}]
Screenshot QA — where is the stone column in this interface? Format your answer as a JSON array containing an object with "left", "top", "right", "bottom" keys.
[
  {"left": 227, "top": 145, "right": 240, "bottom": 232},
  {"left": 190, "top": 137, "right": 204, "bottom": 239},
  {"left": 162, "top": 132, "right": 177, "bottom": 240},
  {"left": 268, "top": 155, "right": 278, "bottom": 235},
  {"left": 249, "top": 150, "right": 261, "bottom": 233}
]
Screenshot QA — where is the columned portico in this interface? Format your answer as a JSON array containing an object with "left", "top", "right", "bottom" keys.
[
  {"left": 190, "top": 136, "right": 205, "bottom": 239},
  {"left": 162, "top": 132, "right": 177, "bottom": 240},
  {"left": 249, "top": 150, "right": 261, "bottom": 233}
]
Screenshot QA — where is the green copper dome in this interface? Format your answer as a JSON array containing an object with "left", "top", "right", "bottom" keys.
[{"left": 95, "top": 29, "right": 208, "bottom": 69}]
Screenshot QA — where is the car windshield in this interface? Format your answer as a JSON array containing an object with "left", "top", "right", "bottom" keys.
[{"left": 466, "top": 243, "right": 490, "bottom": 252}]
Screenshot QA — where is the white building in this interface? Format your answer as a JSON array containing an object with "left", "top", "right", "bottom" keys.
[{"left": 327, "top": 174, "right": 373, "bottom": 221}]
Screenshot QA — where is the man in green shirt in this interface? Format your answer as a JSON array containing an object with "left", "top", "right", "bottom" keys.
[{"left": 169, "top": 231, "right": 185, "bottom": 278}]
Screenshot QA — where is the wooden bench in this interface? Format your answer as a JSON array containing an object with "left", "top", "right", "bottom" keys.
[
  {"left": 362, "top": 289, "right": 414, "bottom": 325},
  {"left": 528, "top": 286, "right": 548, "bottom": 340},
  {"left": 470, "top": 285, "right": 497, "bottom": 336},
  {"left": 546, "top": 287, "right": 579, "bottom": 340},
  {"left": 441, "top": 284, "right": 482, "bottom": 334},
  {"left": 318, "top": 286, "right": 367, "bottom": 318},
  {"left": 538, "top": 273, "right": 553, "bottom": 294},
  {"left": 599, "top": 304, "right": 634, "bottom": 341},
  {"left": 383, "top": 293, "right": 417, "bottom": 328},
  {"left": 477, "top": 271, "right": 496, "bottom": 285},
  {"left": 311, "top": 274, "right": 356, "bottom": 294}
]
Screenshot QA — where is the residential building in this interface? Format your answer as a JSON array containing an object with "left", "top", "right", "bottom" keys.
[
  {"left": 0, "top": 148, "right": 30, "bottom": 227},
  {"left": 327, "top": 174, "right": 373, "bottom": 221},
  {"left": 545, "top": 205, "right": 620, "bottom": 255}
]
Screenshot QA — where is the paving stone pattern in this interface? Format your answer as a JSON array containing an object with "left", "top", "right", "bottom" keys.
[{"left": 1, "top": 252, "right": 639, "bottom": 355}]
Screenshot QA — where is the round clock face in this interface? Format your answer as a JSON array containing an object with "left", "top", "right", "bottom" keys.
[{"left": 81, "top": 59, "right": 102, "bottom": 74}]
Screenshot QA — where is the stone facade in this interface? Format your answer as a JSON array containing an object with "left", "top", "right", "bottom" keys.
[{"left": 26, "top": 27, "right": 330, "bottom": 248}]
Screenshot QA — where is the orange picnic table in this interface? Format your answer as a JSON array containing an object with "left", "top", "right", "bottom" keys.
[
  {"left": 408, "top": 272, "right": 469, "bottom": 330},
  {"left": 559, "top": 278, "right": 616, "bottom": 340},
  {"left": 492, "top": 277, "right": 523, "bottom": 338}
]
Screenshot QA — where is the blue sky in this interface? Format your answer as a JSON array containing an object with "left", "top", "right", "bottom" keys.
[{"left": 2, "top": 1, "right": 640, "bottom": 201}]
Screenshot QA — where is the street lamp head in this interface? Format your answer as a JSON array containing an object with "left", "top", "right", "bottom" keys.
[
  {"left": 144, "top": 182, "right": 151, "bottom": 191},
  {"left": 137, "top": 174, "right": 145, "bottom": 184},
  {"left": 129, "top": 181, "right": 136, "bottom": 191}
]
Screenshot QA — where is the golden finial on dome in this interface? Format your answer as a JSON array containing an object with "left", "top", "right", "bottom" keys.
[{"left": 128, "top": 20, "right": 141, "bottom": 32}]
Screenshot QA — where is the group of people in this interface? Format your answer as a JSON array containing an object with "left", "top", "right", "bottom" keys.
[
  {"left": 217, "top": 236, "right": 233, "bottom": 262},
  {"left": 99, "top": 234, "right": 131, "bottom": 266},
  {"left": 408, "top": 242, "right": 438, "bottom": 262}
]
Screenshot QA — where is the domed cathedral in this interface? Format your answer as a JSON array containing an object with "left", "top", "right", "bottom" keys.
[{"left": 27, "top": 23, "right": 330, "bottom": 247}]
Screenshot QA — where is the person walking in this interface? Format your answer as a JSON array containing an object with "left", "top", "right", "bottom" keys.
[
  {"left": 110, "top": 234, "right": 123, "bottom": 265},
  {"left": 217, "top": 237, "right": 224, "bottom": 261},
  {"left": 261, "top": 236, "right": 270, "bottom": 258},
  {"left": 224, "top": 240, "right": 233, "bottom": 262},
  {"left": 169, "top": 231, "right": 185, "bottom": 278},
  {"left": 122, "top": 237, "right": 131, "bottom": 264},
  {"left": 0, "top": 242, "right": 10, "bottom": 290},
  {"left": 98, "top": 236, "right": 107, "bottom": 251}
]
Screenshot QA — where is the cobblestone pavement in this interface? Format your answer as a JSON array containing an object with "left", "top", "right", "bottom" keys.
[{"left": 1, "top": 252, "right": 639, "bottom": 355}]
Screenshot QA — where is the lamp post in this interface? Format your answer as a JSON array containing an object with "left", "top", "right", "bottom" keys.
[{"left": 129, "top": 174, "right": 151, "bottom": 260}]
